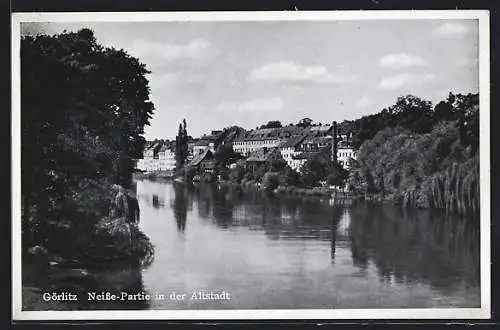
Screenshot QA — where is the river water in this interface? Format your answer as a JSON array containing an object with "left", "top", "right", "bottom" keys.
[{"left": 22, "top": 179, "right": 481, "bottom": 310}]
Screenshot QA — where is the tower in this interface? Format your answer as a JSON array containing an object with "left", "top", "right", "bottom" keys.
[{"left": 332, "top": 121, "right": 338, "bottom": 163}]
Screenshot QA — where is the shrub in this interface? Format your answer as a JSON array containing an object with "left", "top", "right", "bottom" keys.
[{"left": 262, "top": 172, "right": 280, "bottom": 191}]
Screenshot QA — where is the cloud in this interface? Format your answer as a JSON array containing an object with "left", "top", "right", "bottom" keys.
[
  {"left": 127, "top": 38, "right": 216, "bottom": 68},
  {"left": 432, "top": 22, "right": 469, "bottom": 37},
  {"left": 379, "top": 73, "right": 435, "bottom": 90},
  {"left": 378, "top": 53, "right": 428, "bottom": 69},
  {"left": 248, "top": 61, "right": 356, "bottom": 85},
  {"left": 216, "top": 97, "right": 284, "bottom": 113},
  {"left": 150, "top": 72, "right": 205, "bottom": 88},
  {"left": 356, "top": 96, "right": 374, "bottom": 108}
]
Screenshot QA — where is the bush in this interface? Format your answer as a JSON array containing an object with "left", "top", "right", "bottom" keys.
[
  {"left": 262, "top": 172, "right": 279, "bottom": 191},
  {"left": 185, "top": 166, "right": 197, "bottom": 183},
  {"left": 229, "top": 165, "right": 245, "bottom": 183}
]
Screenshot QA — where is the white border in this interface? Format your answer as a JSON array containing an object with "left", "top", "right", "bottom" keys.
[{"left": 11, "top": 10, "right": 491, "bottom": 321}]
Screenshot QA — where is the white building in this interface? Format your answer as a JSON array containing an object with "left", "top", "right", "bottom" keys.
[
  {"left": 192, "top": 133, "right": 221, "bottom": 156},
  {"left": 158, "top": 143, "right": 176, "bottom": 172},
  {"left": 193, "top": 139, "right": 216, "bottom": 156},
  {"left": 337, "top": 147, "right": 357, "bottom": 169},
  {"left": 136, "top": 141, "right": 177, "bottom": 172},
  {"left": 136, "top": 141, "right": 161, "bottom": 171},
  {"left": 279, "top": 135, "right": 307, "bottom": 172},
  {"left": 232, "top": 128, "right": 280, "bottom": 157}
]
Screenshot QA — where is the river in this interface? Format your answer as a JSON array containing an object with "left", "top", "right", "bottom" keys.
[{"left": 22, "top": 178, "right": 480, "bottom": 310}]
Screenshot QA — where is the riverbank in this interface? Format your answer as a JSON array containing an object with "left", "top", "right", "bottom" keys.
[
  {"left": 133, "top": 171, "right": 175, "bottom": 180},
  {"left": 136, "top": 171, "right": 377, "bottom": 205},
  {"left": 23, "top": 181, "right": 155, "bottom": 276}
]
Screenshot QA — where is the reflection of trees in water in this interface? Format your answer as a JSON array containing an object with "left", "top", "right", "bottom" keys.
[
  {"left": 172, "top": 184, "right": 187, "bottom": 233},
  {"left": 329, "top": 206, "right": 344, "bottom": 264},
  {"left": 152, "top": 194, "right": 160, "bottom": 208},
  {"left": 191, "top": 185, "right": 346, "bottom": 245},
  {"left": 212, "top": 185, "right": 236, "bottom": 228},
  {"left": 348, "top": 202, "right": 480, "bottom": 291}
]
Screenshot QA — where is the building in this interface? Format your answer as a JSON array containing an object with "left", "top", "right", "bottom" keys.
[
  {"left": 158, "top": 142, "right": 176, "bottom": 172},
  {"left": 187, "top": 149, "right": 215, "bottom": 173},
  {"left": 337, "top": 146, "right": 357, "bottom": 169},
  {"left": 136, "top": 141, "right": 163, "bottom": 171},
  {"left": 232, "top": 126, "right": 304, "bottom": 157},
  {"left": 187, "top": 139, "right": 197, "bottom": 161},
  {"left": 279, "top": 135, "right": 307, "bottom": 172},
  {"left": 136, "top": 140, "right": 178, "bottom": 172},
  {"left": 192, "top": 132, "right": 225, "bottom": 155},
  {"left": 245, "top": 147, "right": 284, "bottom": 173},
  {"left": 232, "top": 128, "right": 281, "bottom": 157},
  {"left": 306, "top": 124, "right": 334, "bottom": 137},
  {"left": 299, "top": 136, "right": 332, "bottom": 152}
]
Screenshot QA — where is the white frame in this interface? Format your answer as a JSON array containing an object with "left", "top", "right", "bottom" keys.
[{"left": 11, "top": 10, "right": 491, "bottom": 321}]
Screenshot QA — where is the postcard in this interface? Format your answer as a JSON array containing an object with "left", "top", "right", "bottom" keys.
[{"left": 11, "top": 10, "right": 490, "bottom": 320}]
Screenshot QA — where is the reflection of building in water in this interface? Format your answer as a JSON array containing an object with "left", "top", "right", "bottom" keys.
[
  {"left": 232, "top": 204, "right": 247, "bottom": 223},
  {"left": 279, "top": 204, "right": 299, "bottom": 224},
  {"left": 336, "top": 209, "right": 351, "bottom": 238}
]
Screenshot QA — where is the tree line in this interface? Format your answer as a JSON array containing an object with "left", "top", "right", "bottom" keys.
[{"left": 347, "top": 93, "right": 479, "bottom": 216}]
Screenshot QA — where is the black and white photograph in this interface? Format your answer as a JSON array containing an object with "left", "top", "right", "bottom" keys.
[{"left": 11, "top": 11, "right": 490, "bottom": 320}]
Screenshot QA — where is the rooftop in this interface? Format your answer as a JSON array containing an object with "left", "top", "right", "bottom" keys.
[
  {"left": 280, "top": 134, "right": 308, "bottom": 148},
  {"left": 246, "top": 147, "right": 281, "bottom": 162},
  {"left": 187, "top": 149, "right": 213, "bottom": 167}
]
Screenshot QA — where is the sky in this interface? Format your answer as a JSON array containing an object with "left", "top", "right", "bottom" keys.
[{"left": 21, "top": 19, "right": 479, "bottom": 140}]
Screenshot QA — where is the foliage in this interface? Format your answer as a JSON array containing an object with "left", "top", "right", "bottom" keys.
[
  {"left": 213, "top": 145, "right": 244, "bottom": 168},
  {"left": 229, "top": 165, "right": 245, "bottom": 183},
  {"left": 301, "top": 152, "right": 348, "bottom": 188},
  {"left": 350, "top": 92, "right": 479, "bottom": 214},
  {"left": 424, "top": 155, "right": 479, "bottom": 215},
  {"left": 268, "top": 159, "right": 287, "bottom": 172},
  {"left": 175, "top": 119, "right": 189, "bottom": 172},
  {"left": 279, "top": 166, "right": 302, "bottom": 187},
  {"left": 184, "top": 166, "right": 197, "bottom": 183},
  {"left": 21, "top": 29, "right": 154, "bottom": 254},
  {"left": 262, "top": 172, "right": 280, "bottom": 191},
  {"left": 259, "top": 120, "right": 282, "bottom": 129}
]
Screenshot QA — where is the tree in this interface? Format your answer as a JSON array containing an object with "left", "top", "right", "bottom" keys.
[
  {"left": 21, "top": 28, "right": 154, "bottom": 249},
  {"left": 175, "top": 119, "right": 189, "bottom": 172},
  {"left": 388, "top": 95, "right": 433, "bottom": 133},
  {"left": 300, "top": 152, "right": 347, "bottom": 188},
  {"left": 260, "top": 120, "right": 282, "bottom": 129},
  {"left": 262, "top": 172, "right": 280, "bottom": 191},
  {"left": 297, "top": 117, "right": 313, "bottom": 128},
  {"left": 280, "top": 166, "right": 302, "bottom": 186},
  {"left": 350, "top": 95, "right": 433, "bottom": 148},
  {"left": 214, "top": 144, "right": 244, "bottom": 168}
]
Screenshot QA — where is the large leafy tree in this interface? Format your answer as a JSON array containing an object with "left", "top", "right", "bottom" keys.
[
  {"left": 21, "top": 28, "right": 154, "bottom": 244},
  {"left": 350, "top": 95, "right": 433, "bottom": 148},
  {"left": 350, "top": 91, "right": 479, "bottom": 214},
  {"left": 260, "top": 120, "right": 282, "bottom": 129}
]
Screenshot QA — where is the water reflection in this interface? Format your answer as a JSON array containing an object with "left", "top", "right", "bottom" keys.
[
  {"left": 172, "top": 183, "right": 188, "bottom": 233},
  {"left": 186, "top": 183, "right": 479, "bottom": 296},
  {"left": 348, "top": 203, "right": 480, "bottom": 291},
  {"left": 152, "top": 194, "right": 160, "bottom": 208},
  {"left": 47, "top": 179, "right": 479, "bottom": 310}
]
